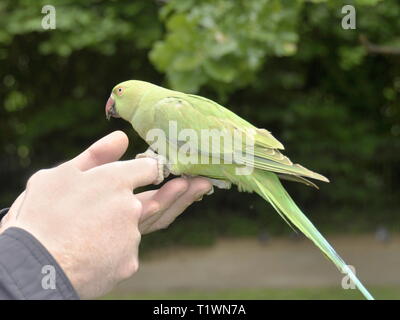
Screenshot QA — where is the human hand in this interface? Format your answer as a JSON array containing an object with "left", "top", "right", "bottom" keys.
[{"left": 0, "top": 131, "right": 211, "bottom": 299}]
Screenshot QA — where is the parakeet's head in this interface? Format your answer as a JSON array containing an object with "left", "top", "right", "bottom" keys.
[{"left": 105, "top": 80, "right": 153, "bottom": 121}]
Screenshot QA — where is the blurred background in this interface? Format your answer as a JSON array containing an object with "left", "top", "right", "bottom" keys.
[{"left": 0, "top": 0, "right": 399, "bottom": 299}]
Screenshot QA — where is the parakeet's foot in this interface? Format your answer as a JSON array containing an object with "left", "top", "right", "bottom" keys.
[{"left": 135, "top": 149, "right": 170, "bottom": 185}]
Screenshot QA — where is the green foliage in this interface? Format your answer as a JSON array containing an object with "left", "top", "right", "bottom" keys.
[
  {"left": 150, "top": 0, "right": 301, "bottom": 93},
  {"left": 0, "top": 0, "right": 399, "bottom": 240}
]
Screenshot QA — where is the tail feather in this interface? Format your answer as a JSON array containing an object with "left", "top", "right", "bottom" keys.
[{"left": 249, "top": 171, "right": 374, "bottom": 300}]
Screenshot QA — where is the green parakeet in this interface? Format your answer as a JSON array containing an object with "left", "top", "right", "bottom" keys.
[{"left": 105, "top": 80, "right": 373, "bottom": 300}]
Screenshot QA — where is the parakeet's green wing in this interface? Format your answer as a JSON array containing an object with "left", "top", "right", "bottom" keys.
[
  {"left": 186, "top": 94, "right": 284, "bottom": 150},
  {"left": 152, "top": 95, "right": 328, "bottom": 184}
]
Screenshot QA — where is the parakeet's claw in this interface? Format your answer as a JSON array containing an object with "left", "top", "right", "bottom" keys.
[{"left": 135, "top": 149, "right": 170, "bottom": 185}]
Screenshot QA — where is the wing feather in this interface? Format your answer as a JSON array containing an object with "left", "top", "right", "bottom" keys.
[{"left": 152, "top": 95, "right": 329, "bottom": 184}]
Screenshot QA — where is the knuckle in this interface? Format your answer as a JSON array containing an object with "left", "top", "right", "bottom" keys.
[
  {"left": 148, "top": 200, "right": 161, "bottom": 214},
  {"left": 129, "top": 258, "right": 140, "bottom": 275},
  {"left": 120, "top": 258, "right": 139, "bottom": 280},
  {"left": 120, "top": 197, "right": 143, "bottom": 220},
  {"left": 133, "top": 228, "right": 142, "bottom": 244},
  {"left": 27, "top": 169, "right": 50, "bottom": 186},
  {"left": 34, "top": 168, "right": 50, "bottom": 178},
  {"left": 131, "top": 198, "right": 143, "bottom": 215},
  {"left": 131, "top": 259, "right": 139, "bottom": 274}
]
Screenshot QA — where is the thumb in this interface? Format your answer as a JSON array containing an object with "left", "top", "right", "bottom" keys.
[{"left": 66, "top": 131, "right": 129, "bottom": 171}]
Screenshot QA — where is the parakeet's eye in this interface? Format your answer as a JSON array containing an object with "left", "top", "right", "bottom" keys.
[{"left": 116, "top": 87, "right": 124, "bottom": 96}]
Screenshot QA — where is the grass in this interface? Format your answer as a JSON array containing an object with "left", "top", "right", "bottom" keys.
[{"left": 104, "top": 286, "right": 400, "bottom": 300}]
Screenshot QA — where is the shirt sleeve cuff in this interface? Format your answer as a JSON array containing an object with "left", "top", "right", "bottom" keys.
[
  {"left": 0, "top": 227, "right": 79, "bottom": 300},
  {"left": 0, "top": 208, "right": 9, "bottom": 222}
]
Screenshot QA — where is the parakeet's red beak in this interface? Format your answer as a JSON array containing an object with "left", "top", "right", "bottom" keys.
[{"left": 105, "top": 96, "right": 119, "bottom": 120}]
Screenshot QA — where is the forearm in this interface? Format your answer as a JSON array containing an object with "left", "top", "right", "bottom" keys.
[{"left": 0, "top": 219, "right": 79, "bottom": 300}]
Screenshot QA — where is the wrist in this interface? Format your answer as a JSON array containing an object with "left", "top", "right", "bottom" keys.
[
  {"left": 0, "top": 227, "right": 79, "bottom": 299},
  {"left": 9, "top": 223, "right": 83, "bottom": 298}
]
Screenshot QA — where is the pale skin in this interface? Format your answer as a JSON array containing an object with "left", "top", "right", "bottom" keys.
[{"left": 0, "top": 131, "right": 212, "bottom": 299}]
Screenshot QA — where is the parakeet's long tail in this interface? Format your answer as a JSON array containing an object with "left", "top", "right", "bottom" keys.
[{"left": 249, "top": 170, "right": 374, "bottom": 300}]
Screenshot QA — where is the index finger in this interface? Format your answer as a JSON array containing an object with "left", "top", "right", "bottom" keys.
[{"left": 92, "top": 158, "right": 159, "bottom": 190}]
